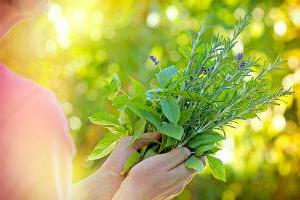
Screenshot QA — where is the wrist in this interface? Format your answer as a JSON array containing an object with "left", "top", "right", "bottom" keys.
[{"left": 73, "top": 170, "right": 123, "bottom": 200}]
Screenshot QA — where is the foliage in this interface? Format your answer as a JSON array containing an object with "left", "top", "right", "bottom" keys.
[
  {"left": 88, "top": 16, "right": 291, "bottom": 181},
  {"left": 2, "top": 0, "right": 300, "bottom": 198}
]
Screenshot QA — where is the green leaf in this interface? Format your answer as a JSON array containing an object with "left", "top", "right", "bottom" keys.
[
  {"left": 195, "top": 144, "right": 217, "bottom": 157},
  {"left": 122, "top": 151, "right": 142, "bottom": 175},
  {"left": 158, "top": 122, "right": 184, "bottom": 140},
  {"left": 178, "top": 90, "right": 211, "bottom": 103},
  {"left": 134, "top": 118, "right": 146, "bottom": 135},
  {"left": 205, "top": 146, "right": 221, "bottom": 155},
  {"left": 187, "top": 132, "right": 225, "bottom": 149},
  {"left": 207, "top": 156, "right": 226, "bottom": 182},
  {"left": 185, "top": 155, "right": 205, "bottom": 172},
  {"left": 143, "top": 148, "right": 158, "bottom": 159},
  {"left": 178, "top": 109, "right": 193, "bottom": 125},
  {"left": 104, "top": 74, "right": 122, "bottom": 100},
  {"left": 143, "top": 145, "right": 159, "bottom": 159},
  {"left": 128, "top": 103, "right": 161, "bottom": 128},
  {"left": 146, "top": 88, "right": 163, "bottom": 100},
  {"left": 131, "top": 118, "right": 147, "bottom": 143},
  {"left": 160, "top": 96, "right": 180, "bottom": 124},
  {"left": 124, "top": 107, "right": 138, "bottom": 129},
  {"left": 112, "top": 95, "right": 131, "bottom": 108},
  {"left": 87, "top": 141, "right": 117, "bottom": 161},
  {"left": 87, "top": 133, "right": 119, "bottom": 161},
  {"left": 111, "top": 73, "right": 121, "bottom": 92},
  {"left": 106, "top": 126, "right": 127, "bottom": 135},
  {"left": 165, "top": 136, "right": 179, "bottom": 148},
  {"left": 140, "top": 146, "right": 148, "bottom": 157},
  {"left": 89, "top": 112, "right": 120, "bottom": 127},
  {"left": 130, "top": 77, "right": 146, "bottom": 99},
  {"left": 118, "top": 110, "right": 131, "bottom": 126},
  {"left": 159, "top": 134, "right": 177, "bottom": 151},
  {"left": 156, "top": 65, "right": 178, "bottom": 88}
]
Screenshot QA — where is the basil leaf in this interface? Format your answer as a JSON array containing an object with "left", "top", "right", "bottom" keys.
[
  {"left": 160, "top": 96, "right": 180, "bottom": 124},
  {"left": 121, "top": 151, "right": 142, "bottom": 175},
  {"left": 112, "top": 95, "right": 131, "bottom": 109},
  {"left": 143, "top": 146, "right": 159, "bottom": 159},
  {"left": 131, "top": 118, "right": 147, "bottom": 143},
  {"left": 195, "top": 144, "right": 217, "bottom": 157},
  {"left": 111, "top": 73, "right": 121, "bottom": 92},
  {"left": 185, "top": 155, "right": 205, "bottom": 172},
  {"left": 146, "top": 88, "right": 163, "bottom": 101},
  {"left": 158, "top": 122, "right": 184, "bottom": 140},
  {"left": 89, "top": 112, "right": 120, "bottom": 127},
  {"left": 187, "top": 132, "right": 225, "bottom": 149},
  {"left": 130, "top": 77, "right": 146, "bottom": 100},
  {"left": 156, "top": 65, "right": 178, "bottom": 88},
  {"left": 207, "top": 156, "right": 226, "bottom": 182},
  {"left": 87, "top": 133, "right": 119, "bottom": 161},
  {"left": 128, "top": 103, "right": 161, "bottom": 128}
]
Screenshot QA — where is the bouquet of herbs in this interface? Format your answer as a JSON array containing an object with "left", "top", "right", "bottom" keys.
[{"left": 87, "top": 16, "right": 291, "bottom": 182}]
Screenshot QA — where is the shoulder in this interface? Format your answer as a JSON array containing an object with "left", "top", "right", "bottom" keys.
[
  {"left": 0, "top": 64, "right": 75, "bottom": 155},
  {"left": 0, "top": 64, "right": 61, "bottom": 122}
]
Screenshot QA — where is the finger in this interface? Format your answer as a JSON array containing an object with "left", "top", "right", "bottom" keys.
[
  {"left": 114, "top": 132, "right": 161, "bottom": 153},
  {"left": 101, "top": 136, "right": 133, "bottom": 174},
  {"left": 102, "top": 133, "right": 161, "bottom": 173},
  {"left": 132, "top": 132, "right": 161, "bottom": 150},
  {"left": 169, "top": 163, "right": 196, "bottom": 181},
  {"left": 170, "top": 156, "right": 206, "bottom": 181},
  {"left": 147, "top": 147, "right": 191, "bottom": 170}
]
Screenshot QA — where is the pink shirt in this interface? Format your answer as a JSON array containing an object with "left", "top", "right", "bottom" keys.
[{"left": 0, "top": 64, "right": 75, "bottom": 200}]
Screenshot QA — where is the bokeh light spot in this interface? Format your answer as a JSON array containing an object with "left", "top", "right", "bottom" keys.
[
  {"left": 288, "top": 56, "right": 299, "bottom": 70},
  {"left": 70, "top": 116, "right": 82, "bottom": 131},
  {"left": 216, "top": 138, "right": 234, "bottom": 164},
  {"left": 146, "top": 12, "right": 161, "bottom": 28},
  {"left": 274, "top": 20, "right": 287, "bottom": 36},
  {"left": 234, "top": 8, "right": 246, "bottom": 19},
  {"left": 62, "top": 102, "right": 74, "bottom": 115},
  {"left": 252, "top": 7, "right": 264, "bottom": 21},
  {"left": 249, "top": 21, "right": 264, "bottom": 38},
  {"left": 290, "top": 8, "right": 300, "bottom": 26},
  {"left": 166, "top": 5, "right": 179, "bottom": 21},
  {"left": 232, "top": 39, "right": 244, "bottom": 55},
  {"left": 272, "top": 115, "right": 286, "bottom": 132}
]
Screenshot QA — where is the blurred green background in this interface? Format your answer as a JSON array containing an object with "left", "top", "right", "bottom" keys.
[{"left": 1, "top": 0, "right": 300, "bottom": 199}]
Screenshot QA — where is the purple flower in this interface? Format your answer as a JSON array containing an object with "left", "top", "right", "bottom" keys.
[
  {"left": 236, "top": 53, "right": 243, "bottom": 61},
  {"left": 239, "top": 61, "right": 247, "bottom": 69},
  {"left": 149, "top": 55, "right": 160, "bottom": 65}
]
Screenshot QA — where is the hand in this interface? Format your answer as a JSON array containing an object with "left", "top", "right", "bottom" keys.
[
  {"left": 113, "top": 148, "right": 205, "bottom": 200},
  {"left": 72, "top": 132, "right": 161, "bottom": 200}
]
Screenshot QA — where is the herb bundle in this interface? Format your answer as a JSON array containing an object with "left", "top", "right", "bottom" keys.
[{"left": 88, "top": 16, "right": 291, "bottom": 181}]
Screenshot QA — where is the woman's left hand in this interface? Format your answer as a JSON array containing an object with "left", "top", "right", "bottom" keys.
[{"left": 72, "top": 132, "right": 161, "bottom": 200}]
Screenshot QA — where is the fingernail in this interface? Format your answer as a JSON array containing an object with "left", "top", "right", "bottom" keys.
[{"left": 181, "top": 147, "right": 191, "bottom": 157}]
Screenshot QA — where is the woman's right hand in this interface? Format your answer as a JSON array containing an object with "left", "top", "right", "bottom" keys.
[{"left": 113, "top": 147, "right": 205, "bottom": 200}]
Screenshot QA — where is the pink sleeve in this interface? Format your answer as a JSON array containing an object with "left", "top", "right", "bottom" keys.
[{"left": 0, "top": 79, "right": 75, "bottom": 200}]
